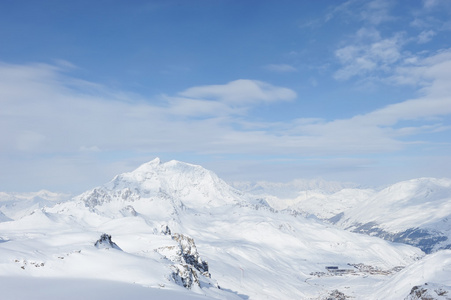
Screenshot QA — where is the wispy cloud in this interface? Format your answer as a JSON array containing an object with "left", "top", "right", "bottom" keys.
[
  {"left": 330, "top": 0, "right": 451, "bottom": 84},
  {"left": 178, "top": 79, "right": 296, "bottom": 105},
  {"left": 1, "top": 52, "right": 450, "bottom": 190},
  {"left": 417, "top": 30, "right": 436, "bottom": 43},
  {"left": 326, "top": 0, "right": 394, "bottom": 25},
  {"left": 1, "top": 57, "right": 449, "bottom": 158},
  {"left": 263, "top": 64, "right": 297, "bottom": 73},
  {"left": 333, "top": 31, "right": 404, "bottom": 80},
  {"left": 423, "top": 0, "right": 445, "bottom": 9}
]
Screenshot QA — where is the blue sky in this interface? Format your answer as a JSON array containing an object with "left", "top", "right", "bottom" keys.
[{"left": 1, "top": 0, "right": 451, "bottom": 193}]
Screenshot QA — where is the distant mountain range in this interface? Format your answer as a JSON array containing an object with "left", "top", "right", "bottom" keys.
[
  {"left": 245, "top": 177, "right": 451, "bottom": 254},
  {"left": 1, "top": 158, "right": 450, "bottom": 299}
]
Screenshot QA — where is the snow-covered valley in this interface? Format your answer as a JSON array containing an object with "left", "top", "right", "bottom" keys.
[{"left": 1, "top": 158, "right": 451, "bottom": 299}]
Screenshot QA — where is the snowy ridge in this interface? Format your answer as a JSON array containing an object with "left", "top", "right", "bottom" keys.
[
  {"left": 232, "top": 179, "right": 362, "bottom": 214},
  {"left": 333, "top": 178, "right": 451, "bottom": 253},
  {"left": 0, "top": 190, "right": 71, "bottom": 202},
  {"left": 0, "top": 210, "right": 12, "bottom": 222},
  {"left": 1, "top": 159, "right": 450, "bottom": 299},
  {"left": 255, "top": 177, "right": 451, "bottom": 253},
  {"left": 232, "top": 178, "right": 355, "bottom": 208},
  {"left": 336, "top": 178, "right": 451, "bottom": 231},
  {"left": 0, "top": 190, "right": 71, "bottom": 220}
]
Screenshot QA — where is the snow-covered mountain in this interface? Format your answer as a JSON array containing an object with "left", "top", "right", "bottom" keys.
[
  {"left": 78, "top": 157, "right": 247, "bottom": 210},
  {"left": 332, "top": 178, "right": 451, "bottom": 254},
  {"left": 253, "top": 177, "right": 451, "bottom": 254},
  {"left": 0, "top": 159, "right": 450, "bottom": 299},
  {"left": 231, "top": 179, "right": 356, "bottom": 212},
  {"left": 0, "top": 190, "right": 71, "bottom": 220}
]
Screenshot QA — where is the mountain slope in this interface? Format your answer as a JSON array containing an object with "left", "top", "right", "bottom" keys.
[
  {"left": 0, "top": 159, "right": 444, "bottom": 299},
  {"left": 251, "top": 177, "right": 451, "bottom": 254},
  {"left": 373, "top": 250, "right": 451, "bottom": 300},
  {"left": 332, "top": 178, "right": 451, "bottom": 253}
]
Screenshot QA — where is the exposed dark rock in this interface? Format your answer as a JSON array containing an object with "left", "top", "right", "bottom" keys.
[
  {"left": 405, "top": 283, "right": 451, "bottom": 300},
  {"left": 160, "top": 224, "right": 172, "bottom": 235},
  {"left": 156, "top": 232, "right": 211, "bottom": 289},
  {"left": 82, "top": 188, "right": 140, "bottom": 209},
  {"left": 170, "top": 264, "right": 200, "bottom": 289},
  {"left": 339, "top": 220, "right": 449, "bottom": 254},
  {"left": 83, "top": 189, "right": 111, "bottom": 208},
  {"left": 120, "top": 205, "right": 137, "bottom": 217},
  {"left": 323, "top": 289, "right": 350, "bottom": 300},
  {"left": 328, "top": 212, "right": 344, "bottom": 224},
  {"left": 94, "top": 233, "right": 122, "bottom": 250},
  {"left": 172, "top": 233, "right": 210, "bottom": 277}
]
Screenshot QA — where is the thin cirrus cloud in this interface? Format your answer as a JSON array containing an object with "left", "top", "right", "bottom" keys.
[
  {"left": 326, "top": 0, "right": 394, "bottom": 25},
  {"left": 334, "top": 32, "right": 404, "bottom": 80},
  {"left": 263, "top": 64, "right": 298, "bottom": 73},
  {"left": 417, "top": 30, "right": 436, "bottom": 44}
]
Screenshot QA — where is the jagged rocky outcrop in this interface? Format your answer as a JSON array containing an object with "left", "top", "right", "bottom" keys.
[
  {"left": 323, "top": 289, "right": 350, "bottom": 300},
  {"left": 156, "top": 231, "right": 211, "bottom": 289},
  {"left": 81, "top": 188, "right": 141, "bottom": 209},
  {"left": 120, "top": 205, "right": 137, "bottom": 217},
  {"left": 94, "top": 233, "right": 122, "bottom": 250},
  {"left": 404, "top": 283, "right": 451, "bottom": 300},
  {"left": 170, "top": 263, "right": 201, "bottom": 289},
  {"left": 160, "top": 224, "right": 172, "bottom": 235},
  {"left": 171, "top": 233, "right": 210, "bottom": 277}
]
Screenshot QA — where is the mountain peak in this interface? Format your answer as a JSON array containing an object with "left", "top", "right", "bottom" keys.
[
  {"left": 133, "top": 157, "right": 161, "bottom": 173},
  {"left": 82, "top": 158, "right": 245, "bottom": 209}
]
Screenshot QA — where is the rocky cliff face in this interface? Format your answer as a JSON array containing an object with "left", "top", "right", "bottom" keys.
[
  {"left": 156, "top": 231, "right": 211, "bottom": 289},
  {"left": 172, "top": 233, "right": 210, "bottom": 278}
]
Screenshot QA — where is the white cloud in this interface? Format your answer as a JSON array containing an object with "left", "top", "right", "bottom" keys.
[
  {"left": 389, "top": 49, "right": 451, "bottom": 94},
  {"left": 410, "top": 18, "right": 429, "bottom": 29},
  {"left": 417, "top": 30, "right": 436, "bottom": 43},
  {"left": 1, "top": 58, "right": 449, "bottom": 157},
  {"left": 423, "top": 0, "right": 440, "bottom": 8},
  {"left": 0, "top": 66, "right": 297, "bottom": 159},
  {"left": 163, "top": 96, "right": 242, "bottom": 117},
  {"left": 1, "top": 55, "right": 451, "bottom": 191},
  {"left": 334, "top": 33, "right": 404, "bottom": 80},
  {"left": 360, "top": 0, "right": 394, "bottom": 25},
  {"left": 326, "top": 0, "right": 394, "bottom": 25},
  {"left": 263, "top": 64, "right": 297, "bottom": 73},
  {"left": 178, "top": 79, "right": 296, "bottom": 105},
  {"left": 355, "top": 27, "right": 381, "bottom": 41},
  {"left": 79, "top": 146, "right": 101, "bottom": 152}
]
